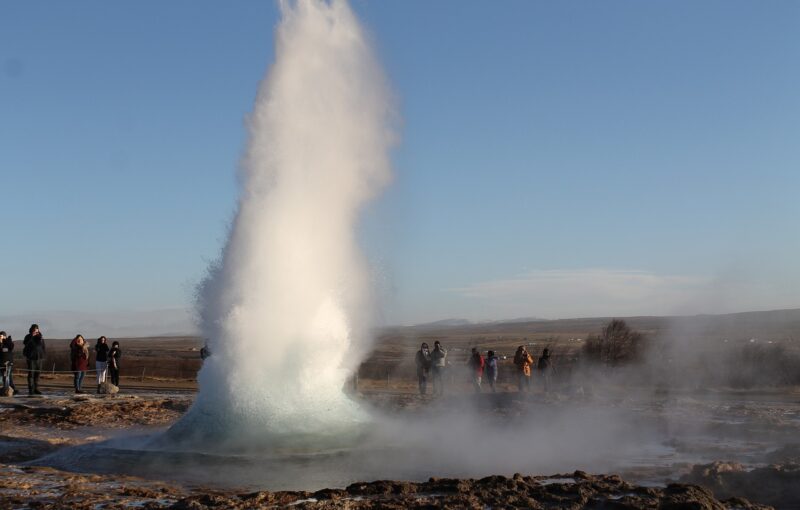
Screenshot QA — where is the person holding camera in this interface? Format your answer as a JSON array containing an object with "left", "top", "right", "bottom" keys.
[
  {"left": 1, "top": 331, "right": 16, "bottom": 395},
  {"left": 415, "top": 342, "right": 431, "bottom": 395},
  {"left": 430, "top": 340, "right": 447, "bottom": 395},
  {"left": 513, "top": 345, "right": 534, "bottom": 392},
  {"left": 23, "top": 324, "right": 46, "bottom": 395}
]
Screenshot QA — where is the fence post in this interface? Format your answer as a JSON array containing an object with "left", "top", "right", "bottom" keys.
[
  {"left": 52, "top": 362, "right": 55, "bottom": 375},
  {"left": 141, "top": 367, "right": 146, "bottom": 382}
]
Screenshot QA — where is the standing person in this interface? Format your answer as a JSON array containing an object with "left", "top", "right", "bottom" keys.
[
  {"left": 467, "top": 347, "right": 485, "bottom": 393},
  {"left": 23, "top": 324, "right": 46, "bottom": 395},
  {"left": 200, "top": 342, "right": 211, "bottom": 361},
  {"left": 430, "top": 340, "right": 447, "bottom": 395},
  {"left": 538, "top": 348, "right": 553, "bottom": 393},
  {"left": 1, "top": 331, "right": 16, "bottom": 395},
  {"left": 485, "top": 350, "right": 499, "bottom": 393},
  {"left": 95, "top": 336, "right": 110, "bottom": 393},
  {"left": 513, "top": 345, "right": 534, "bottom": 392},
  {"left": 109, "top": 341, "right": 122, "bottom": 387},
  {"left": 415, "top": 343, "right": 431, "bottom": 395},
  {"left": 69, "top": 335, "right": 89, "bottom": 393}
]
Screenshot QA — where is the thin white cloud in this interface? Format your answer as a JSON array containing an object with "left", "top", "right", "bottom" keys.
[{"left": 448, "top": 268, "right": 798, "bottom": 320}]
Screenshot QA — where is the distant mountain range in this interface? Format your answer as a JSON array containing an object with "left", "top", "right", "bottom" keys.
[
  {"left": 2, "top": 307, "right": 798, "bottom": 341},
  {"left": 0, "top": 309, "right": 198, "bottom": 339},
  {"left": 410, "top": 317, "right": 544, "bottom": 328},
  {"left": 398, "top": 308, "right": 800, "bottom": 341}
]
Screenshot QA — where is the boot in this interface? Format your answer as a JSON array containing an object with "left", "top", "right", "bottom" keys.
[{"left": 97, "top": 384, "right": 102, "bottom": 394}]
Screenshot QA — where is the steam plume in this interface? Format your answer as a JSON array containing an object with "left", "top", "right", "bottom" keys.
[{"left": 171, "top": 0, "right": 394, "bottom": 447}]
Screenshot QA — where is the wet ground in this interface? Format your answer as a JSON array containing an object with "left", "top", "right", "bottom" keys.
[{"left": 1, "top": 387, "right": 799, "bottom": 508}]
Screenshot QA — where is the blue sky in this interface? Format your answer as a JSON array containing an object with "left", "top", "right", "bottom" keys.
[{"left": 1, "top": 1, "right": 798, "bottom": 333}]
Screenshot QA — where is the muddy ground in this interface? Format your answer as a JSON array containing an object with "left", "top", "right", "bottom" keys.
[
  {"left": 1, "top": 389, "right": 799, "bottom": 509},
  {"left": 0, "top": 463, "right": 777, "bottom": 509}
]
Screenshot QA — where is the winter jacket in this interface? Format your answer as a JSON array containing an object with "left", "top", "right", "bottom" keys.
[
  {"left": 468, "top": 352, "right": 485, "bottom": 376},
  {"left": 415, "top": 349, "right": 431, "bottom": 376},
  {"left": 109, "top": 347, "right": 121, "bottom": 369},
  {"left": 486, "top": 355, "right": 498, "bottom": 380},
  {"left": 514, "top": 350, "right": 534, "bottom": 377},
  {"left": 538, "top": 353, "right": 552, "bottom": 371},
  {"left": 1, "top": 337, "right": 13, "bottom": 364},
  {"left": 431, "top": 347, "right": 447, "bottom": 368},
  {"left": 95, "top": 343, "right": 110, "bottom": 363},
  {"left": 70, "top": 340, "right": 89, "bottom": 372},
  {"left": 23, "top": 333, "right": 46, "bottom": 360}
]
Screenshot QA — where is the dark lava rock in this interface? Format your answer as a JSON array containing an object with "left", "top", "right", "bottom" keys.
[
  {"left": 0, "top": 463, "right": 777, "bottom": 510},
  {"left": 764, "top": 444, "right": 800, "bottom": 465},
  {"left": 681, "top": 461, "right": 800, "bottom": 509}
]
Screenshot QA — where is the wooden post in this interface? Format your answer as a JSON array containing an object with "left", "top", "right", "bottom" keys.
[
  {"left": 141, "top": 367, "right": 146, "bottom": 382},
  {"left": 52, "top": 362, "right": 56, "bottom": 375}
]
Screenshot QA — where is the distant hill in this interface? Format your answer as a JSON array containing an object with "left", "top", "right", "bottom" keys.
[
  {"left": 378, "top": 308, "right": 800, "bottom": 348},
  {"left": 0, "top": 309, "right": 198, "bottom": 339}
]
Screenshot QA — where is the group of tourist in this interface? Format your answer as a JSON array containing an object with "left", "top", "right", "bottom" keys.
[
  {"left": 414, "top": 340, "right": 448, "bottom": 395},
  {"left": 415, "top": 342, "right": 553, "bottom": 395},
  {"left": 0, "top": 324, "right": 121, "bottom": 397}
]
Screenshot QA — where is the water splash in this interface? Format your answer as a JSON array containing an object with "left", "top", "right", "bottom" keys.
[{"left": 168, "top": 0, "right": 394, "bottom": 450}]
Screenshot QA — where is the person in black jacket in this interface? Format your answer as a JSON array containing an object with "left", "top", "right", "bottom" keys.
[
  {"left": 414, "top": 343, "right": 431, "bottom": 395},
  {"left": 95, "top": 336, "right": 110, "bottom": 393},
  {"left": 1, "top": 331, "right": 16, "bottom": 395},
  {"left": 108, "top": 341, "right": 121, "bottom": 387},
  {"left": 23, "top": 324, "right": 45, "bottom": 395}
]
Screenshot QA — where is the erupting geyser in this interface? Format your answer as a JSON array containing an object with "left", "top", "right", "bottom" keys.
[{"left": 168, "top": 0, "right": 395, "bottom": 449}]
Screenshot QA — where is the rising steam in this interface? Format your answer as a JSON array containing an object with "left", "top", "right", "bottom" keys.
[{"left": 170, "top": 0, "right": 394, "bottom": 447}]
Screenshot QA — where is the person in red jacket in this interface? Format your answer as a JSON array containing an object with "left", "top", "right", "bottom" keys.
[
  {"left": 70, "top": 335, "right": 89, "bottom": 394},
  {"left": 467, "top": 347, "right": 485, "bottom": 393}
]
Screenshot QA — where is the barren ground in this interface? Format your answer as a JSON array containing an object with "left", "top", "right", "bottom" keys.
[{"left": 2, "top": 312, "right": 800, "bottom": 509}]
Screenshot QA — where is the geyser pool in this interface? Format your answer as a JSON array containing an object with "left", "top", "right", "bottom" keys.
[{"left": 167, "top": 0, "right": 395, "bottom": 449}]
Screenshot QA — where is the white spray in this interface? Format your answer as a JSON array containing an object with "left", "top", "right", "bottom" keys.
[{"left": 170, "top": 0, "right": 394, "bottom": 448}]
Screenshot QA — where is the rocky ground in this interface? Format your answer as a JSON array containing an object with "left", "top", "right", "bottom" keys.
[
  {"left": 680, "top": 457, "right": 800, "bottom": 509},
  {"left": 1, "top": 390, "right": 799, "bottom": 509},
  {"left": 0, "top": 463, "right": 774, "bottom": 509},
  {"left": 0, "top": 393, "right": 191, "bottom": 464}
]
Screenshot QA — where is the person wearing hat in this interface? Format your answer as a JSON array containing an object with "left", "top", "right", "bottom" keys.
[{"left": 23, "top": 324, "right": 46, "bottom": 395}]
